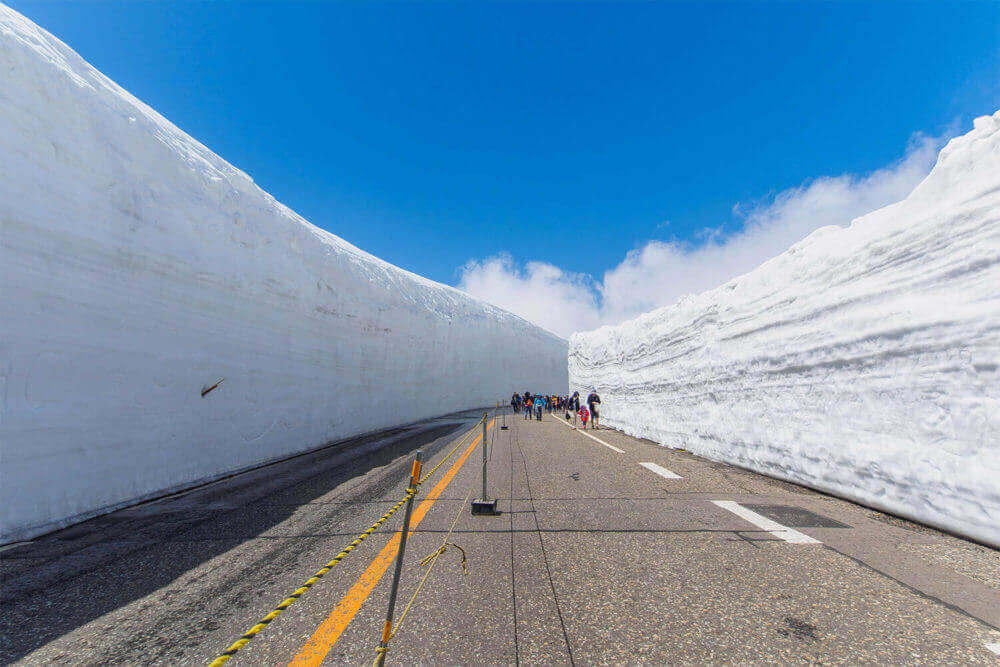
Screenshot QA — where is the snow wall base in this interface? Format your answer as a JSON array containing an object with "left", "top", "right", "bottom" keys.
[
  {"left": 0, "top": 7, "right": 567, "bottom": 544},
  {"left": 570, "top": 111, "right": 1000, "bottom": 549}
]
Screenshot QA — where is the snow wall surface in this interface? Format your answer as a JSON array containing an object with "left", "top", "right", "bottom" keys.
[
  {"left": 0, "top": 6, "right": 567, "bottom": 543},
  {"left": 571, "top": 111, "right": 1000, "bottom": 547}
]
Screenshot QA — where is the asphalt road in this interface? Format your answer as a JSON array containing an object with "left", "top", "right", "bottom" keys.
[{"left": 2, "top": 407, "right": 999, "bottom": 664}]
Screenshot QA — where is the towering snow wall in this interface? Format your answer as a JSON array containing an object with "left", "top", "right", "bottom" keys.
[
  {"left": 0, "top": 6, "right": 567, "bottom": 543},
  {"left": 571, "top": 111, "right": 1000, "bottom": 547}
]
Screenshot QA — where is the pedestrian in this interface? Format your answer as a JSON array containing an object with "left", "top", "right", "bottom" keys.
[
  {"left": 578, "top": 405, "right": 590, "bottom": 428},
  {"left": 534, "top": 394, "right": 545, "bottom": 421},
  {"left": 586, "top": 390, "right": 601, "bottom": 430},
  {"left": 570, "top": 391, "right": 581, "bottom": 426}
]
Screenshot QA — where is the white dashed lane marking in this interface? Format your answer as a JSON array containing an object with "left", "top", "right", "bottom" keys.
[
  {"left": 639, "top": 461, "right": 683, "bottom": 480},
  {"left": 712, "top": 500, "right": 822, "bottom": 544},
  {"left": 549, "top": 415, "right": 624, "bottom": 453}
]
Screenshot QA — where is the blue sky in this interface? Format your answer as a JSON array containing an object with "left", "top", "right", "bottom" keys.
[{"left": 10, "top": 0, "right": 1000, "bottom": 335}]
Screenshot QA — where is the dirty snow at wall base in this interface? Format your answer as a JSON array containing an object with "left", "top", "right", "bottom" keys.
[
  {"left": 0, "top": 5, "right": 566, "bottom": 543},
  {"left": 571, "top": 111, "right": 1000, "bottom": 547}
]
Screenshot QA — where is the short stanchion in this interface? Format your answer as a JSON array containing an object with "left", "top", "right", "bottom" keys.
[
  {"left": 500, "top": 401, "right": 508, "bottom": 430},
  {"left": 471, "top": 413, "right": 498, "bottom": 515},
  {"left": 375, "top": 449, "right": 423, "bottom": 666}
]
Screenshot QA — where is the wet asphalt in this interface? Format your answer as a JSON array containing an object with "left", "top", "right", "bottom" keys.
[{"left": 2, "top": 407, "right": 999, "bottom": 665}]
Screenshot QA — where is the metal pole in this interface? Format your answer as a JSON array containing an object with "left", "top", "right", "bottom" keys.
[
  {"left": 481, "top": 413, "right": 488, "bottom": 501},
  {"left": 376, "top": 449, "right": 423, "bottom": 665}
]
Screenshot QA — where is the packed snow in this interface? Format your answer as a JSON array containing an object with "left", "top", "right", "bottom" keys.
[
  {"left": 571, "top": 111, "right": 1000, "bottom": 547},
  {"left": 0, "top": 5, "right": 567, "bottom": 543}
]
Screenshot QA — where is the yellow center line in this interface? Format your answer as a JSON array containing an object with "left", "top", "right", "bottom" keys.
[{"left": 289, "top": 419, "right": 494, "bottom": 666}]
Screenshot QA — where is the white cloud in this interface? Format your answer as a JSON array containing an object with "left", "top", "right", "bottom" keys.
[
  {"left": 457, "top": 132, "right": 945, "bottom": 339},
  {"left": 457, "top": 253, "right": 601, "bottom": 336}
]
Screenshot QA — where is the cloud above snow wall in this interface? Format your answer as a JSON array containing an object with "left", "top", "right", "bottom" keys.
[
  {"left": 0, "top": 6, "right": 567, "bottom": 543},
  {"left": 570, "top": 111, "right": 1000, "bottom": 547},
  {"left": 458, "top": 133, "right": 945, "bottom": 338}
]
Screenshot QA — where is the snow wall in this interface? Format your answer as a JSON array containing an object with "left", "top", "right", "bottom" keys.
[
  {"left": 570, "top": 111, "right": 1000, "bottom": 547},
  {"left": 0, "top": 6, "right": 567, "bottom": 544}
]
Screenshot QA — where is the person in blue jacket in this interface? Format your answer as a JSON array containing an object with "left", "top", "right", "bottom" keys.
[{"left": 533, "top": 394, "right": 545, "bottom": 421}]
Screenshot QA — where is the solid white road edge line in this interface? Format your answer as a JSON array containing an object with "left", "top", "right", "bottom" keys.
[
  {"left": 549, "top": 415, "right": 624, "bottom": 453},
  {"left": 712, "top": 500, "right": 822, "bottom": 544},
  {"left": 639, "top": 462, "right": 683, "bottom": 480},
  {"left": 984, "top": 642, "right": 1000, "bottom": 655}
]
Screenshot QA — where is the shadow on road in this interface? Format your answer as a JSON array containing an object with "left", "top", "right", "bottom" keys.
[{"left": 0, "top": 410, "right": 477, "bottom": 663}]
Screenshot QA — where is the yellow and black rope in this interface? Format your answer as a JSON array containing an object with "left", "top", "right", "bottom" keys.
[
  {"left": 372, "top": 469, "right": 477, "bottom": 665},
  {"left": 208, "top": 416, "right": 487, "bottom": 666}
]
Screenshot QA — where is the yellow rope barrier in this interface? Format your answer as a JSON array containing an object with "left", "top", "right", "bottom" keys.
[
  {"left": 208, "top": 420, "right": 483, "bottom": 666},
  {"left": 372, "top": 478, "right": 476, "bottom": 665}
]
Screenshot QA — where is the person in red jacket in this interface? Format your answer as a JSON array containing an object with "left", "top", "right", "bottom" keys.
[{"left": 578, "top": 405, "right": 590, "bottom": 428}]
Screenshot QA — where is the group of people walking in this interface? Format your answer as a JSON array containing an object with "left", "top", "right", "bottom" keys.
[{"left": 510, "top": 390, "right": 602, "bottom": 430}]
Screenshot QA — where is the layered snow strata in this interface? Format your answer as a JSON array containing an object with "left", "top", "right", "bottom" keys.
[
  {"left": 0, "top": 5, "right": 567, "bottom": 543},
  {"left": 571, "top": 111, "right": 1000, "bottom": 547}
]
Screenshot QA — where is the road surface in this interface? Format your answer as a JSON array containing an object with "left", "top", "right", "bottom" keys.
[{"left": 2, "top": 407, "right": 999, "bottom": 664}]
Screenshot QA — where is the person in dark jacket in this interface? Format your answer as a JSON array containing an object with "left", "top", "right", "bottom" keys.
[
  {"left": 569, "top": 391, "right": 581, "bottom": 427},
  {"left": 586, "top": 391, "right": 601, "bottom": 429}
]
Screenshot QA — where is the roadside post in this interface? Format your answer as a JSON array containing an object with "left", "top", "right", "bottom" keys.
[
  {"left": 500, "top": 400, "right": 508, "bottom": 430},
  {"left": 471, "top": 413, "right": 498, "bottom": 515},
  {"left": 375, "top": 449, "right": 423, "bottom": 665}
]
